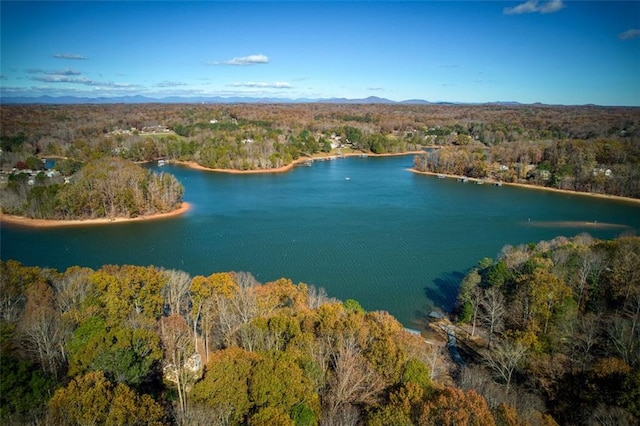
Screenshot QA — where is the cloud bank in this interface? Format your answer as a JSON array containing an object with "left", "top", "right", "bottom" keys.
[
  {"left": 231, "top": 81, "right": 291, "bottom": 89},
  {"left": 504, "top": 0, "right": 565, "bottom": 15},
  {"left": 53, "top": 53, "right": 87, "bottom": 60},
  {"left": 31, "top": 74, "right": 136, "bottom": 88},
  {"left": 210, "top": 54, "right": 269, "bottom": 66},
  {"left": 156, "top": 81, "right": 187, "bottom": 88},
  {"left": 27, "top": 68, "right": 81, "bottom": 76}
]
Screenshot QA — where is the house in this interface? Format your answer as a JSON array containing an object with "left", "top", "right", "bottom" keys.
[{"left": 592, "top": 168, "right": 613, "bottom": 177}]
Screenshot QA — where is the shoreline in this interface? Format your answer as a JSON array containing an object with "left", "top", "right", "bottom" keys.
[
  {"left": 173, "top": 150, "right": 426, "bottom": 174},
  {"left": 0, "top": 202, "right": 191, "bottom": 228},
  {"left": 410, "top": 169, "right": 640, "bottom": 205}
]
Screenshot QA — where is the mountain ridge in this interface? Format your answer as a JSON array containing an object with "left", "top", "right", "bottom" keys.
[
  {"left": 2, "top": 95, "right": 621, "bottom": 107},
  {"left": 0, "top": 94, "right": 531, "bottom": 106}
]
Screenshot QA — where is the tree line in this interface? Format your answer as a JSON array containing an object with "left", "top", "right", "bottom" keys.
[
  {"left": 413, "top": 137, "right": 640, "bottom": 199},
  {"left": 453, "top": 234, "right": 640, "bottom": 425},
  {"left": 2, "top": 258, "right": 558, "bottom": 426}
]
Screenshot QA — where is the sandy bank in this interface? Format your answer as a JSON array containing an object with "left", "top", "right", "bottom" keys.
[
  {"left": 176, "top": 160, "right": 299, "bottom": 174},
  {"left": 410, "top": 169, "right": 640, "bottom": 205},
  {"left": 174, "top": 151, "right": 425, "bottom": 174},
  {"left": 0, "top": 202, "right": 191, "bottom": 228}
]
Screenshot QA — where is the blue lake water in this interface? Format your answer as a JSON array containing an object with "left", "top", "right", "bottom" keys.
[{"left": 2, "top": 155, "right": 639, "bottom": 327}]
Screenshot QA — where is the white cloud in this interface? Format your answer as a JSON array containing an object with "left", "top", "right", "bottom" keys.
[
  {"left": 53, "top": 53, "right": 87, "bottom": 60},
  {"left": 156, "top": 80, "right": 187, "bottom": 87},
  {"left": 209, "top": 54, "right": 269, "bottom": 66},
  {"left": 230, "top": 81, "right": 292, "bottom": 89},
  {"left": 504, "top": 0, "right": 565, "bottom": 15},
  {"left": 619, "top": 29, "right": 640, "bottom": 40}
]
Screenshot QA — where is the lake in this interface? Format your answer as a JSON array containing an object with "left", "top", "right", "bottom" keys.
[{"left": 2, "top": 155, "right": 639, "bottom": 327}]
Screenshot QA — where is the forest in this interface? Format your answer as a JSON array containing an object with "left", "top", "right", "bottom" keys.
[
  {"left": 2, "top": 235, "right": 638, "bottom": 425},
  {"left": 1, "top": 103, "right": 639, "bottom": 221}
]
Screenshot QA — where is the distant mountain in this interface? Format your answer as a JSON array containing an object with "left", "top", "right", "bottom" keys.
[
  {"left": 317, "top": 96, "right": 397, "bottom": 104},
  {"left": 0, "top": 95, "right": 570, "bottom": 106},
  {"left": 0, "top": 94, "right": 427, "bottom": 105},
  {"left": 399, "top": 99, "right": 434, "bottom": 105}
]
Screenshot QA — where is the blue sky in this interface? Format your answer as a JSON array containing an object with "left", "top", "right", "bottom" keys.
[{"left": 1, "top": 1, "right": 639, "bottom": 105}]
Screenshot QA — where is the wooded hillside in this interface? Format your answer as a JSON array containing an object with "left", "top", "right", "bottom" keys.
[
  {"left": 2, "top": 259, "right": 554, "bottom": 426},
  {"left": 454, "top": 234, "right": 640, "bottom": 425},
  {"left": 1, "top": 157, "right": 183, "bottom": 220}
]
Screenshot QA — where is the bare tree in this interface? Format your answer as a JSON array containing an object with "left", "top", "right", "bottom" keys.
[
  {"left": 574, "top": 249, "right": 607, "bottom": 311},
  {"left": 162, "top": 268, "right": 191, "bottom": 317},
  {"left": 307, "top": 284, "right": 335, "bottom": 310},
  {"left": 607, "top": 315, "right": 640, "bottom": 367},
  {"left": 425, "top": 344, "right": 447, "bottom": 381},
  {"left": 16, "top": 281, "right": 67, "bottom": 377},
  {"left": 159, "top": 314, "right": 195, "bottom": 418},
  {"left": 229, "top": 272, "right": 259, "bottom": 325},
  {"left": 587, "top": 404, "right": 637, "bottom": 426},
  {"left": 322, "top": 336, "right": 385, "bottom": 424},
  {"left": 570, "top": 314, "right": 601, "bottom": 371},
  {"left": 53, "top": 266, "right": 92, "bottom": 323},
  {"left": 482, "top": 338, "right": 527, "bottom": 395},
  {"left": 480, "top": 286, "right": 506, "bottom": 349}
]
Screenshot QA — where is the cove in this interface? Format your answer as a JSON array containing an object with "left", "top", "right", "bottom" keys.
[{"left": 2, "top": 155, "right": 639, "bottom": 327}]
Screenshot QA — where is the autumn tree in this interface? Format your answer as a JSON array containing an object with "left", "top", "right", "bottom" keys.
[
  {"left": 47, "top": 371, "right": 165, "bottom": 425},
  {"left": 249, "top": 351, "right": 319, "bottom": 425},
  {"left": 418, "top": 387, "right": 496, "bottom": 426},
  {"left": 189, "top": 272, "right": 237, "bottom": 361},
  {"left": 190, "top": 347, "right": 260, "bottom": 425},
  {"left": 88, "top": 265, "right": 166, "bottom": 328}
]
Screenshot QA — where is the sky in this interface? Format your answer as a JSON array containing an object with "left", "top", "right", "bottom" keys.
[{"left": 1, "top": 1, "right": 639, "bottom": 106}]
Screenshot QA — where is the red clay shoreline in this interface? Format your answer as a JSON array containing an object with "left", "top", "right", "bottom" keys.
[
  {"left": 173, "top": 150, "right": 427, "bottom": 174},
  {"left": 410, "top": 169, "right": 640, "bottom": 205},
  {"left": 0, "top": 202, "right": 191, "bottom": 228}
]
